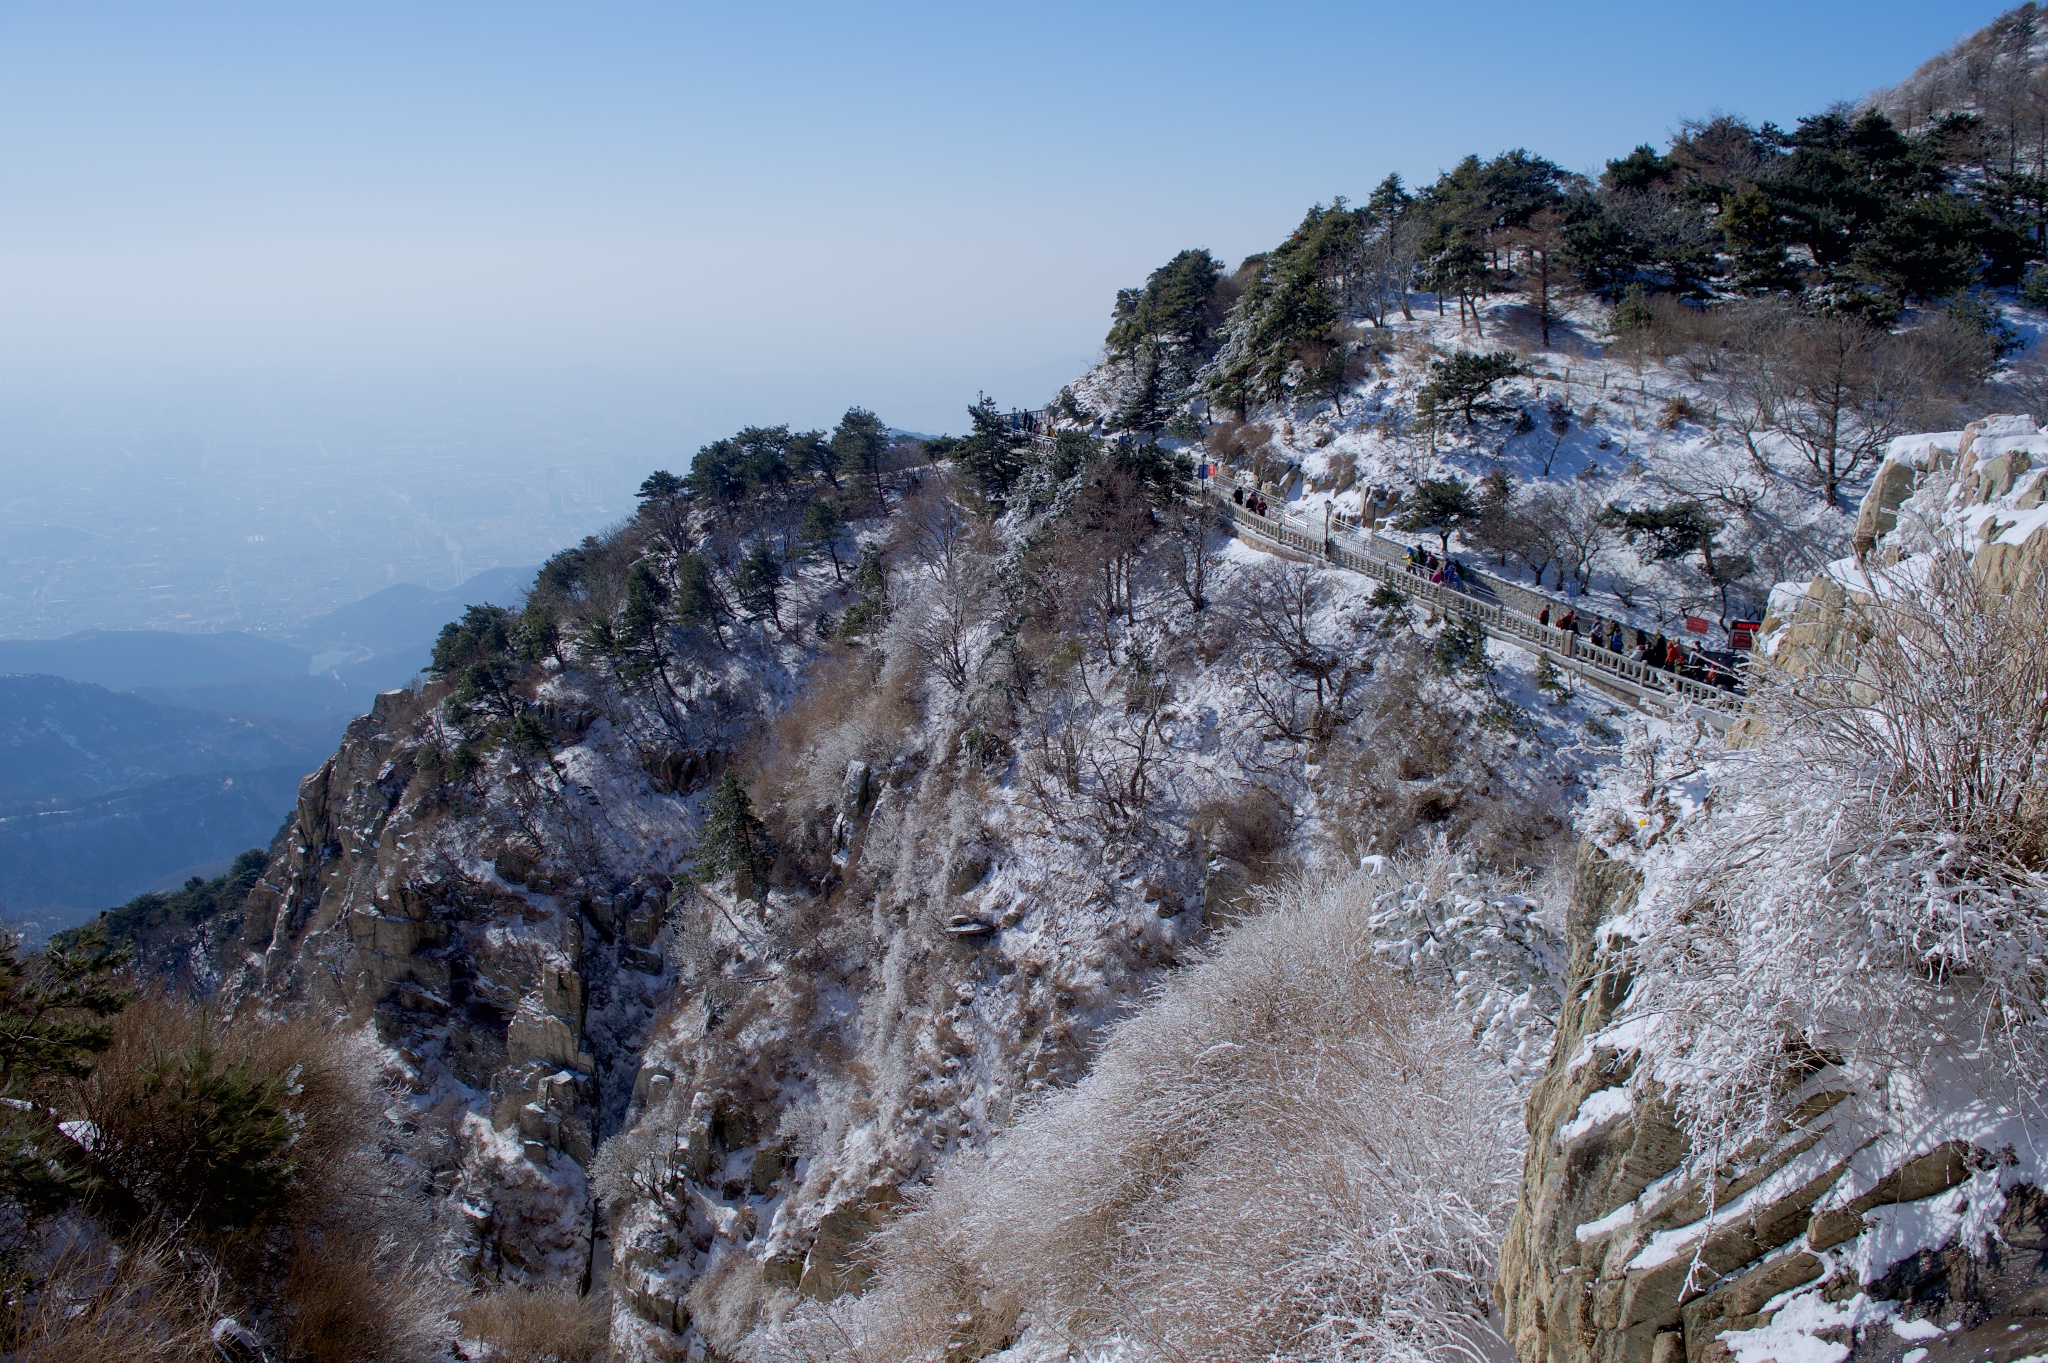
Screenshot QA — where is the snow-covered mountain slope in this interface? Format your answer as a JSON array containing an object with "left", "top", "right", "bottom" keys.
[
  {"left": 1070, "top": 284, "right": 1862, "bottom": 652},
  {"left": 165, "top": 437, "right": 1629, "bottom": 1359}
]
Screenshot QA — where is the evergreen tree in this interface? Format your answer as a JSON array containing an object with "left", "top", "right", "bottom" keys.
[
  {"left": 431, "top": 605, "right": 523, "bottom": 725},
  {"left": 635, "top": 469, "right": 693, "bottom": 556},
  {"left": 1600, "top": 500, "right": 1723, "bottom": 575},
  {"left": 837, "top": 543, "right": 889, "bottom": 637},
  {"left": 1717, "top": 184, "right": 1801, "bottom": 293},
  {"left": 515, "top": 598, "right": 561, "bottom": 665},
  {"left": 799, "top": 497, "right": 847, "bottom": 581},
  {"left": 1603, "top": 144, "right": 1675, "bottom": 193},
  {"left": 955, "top": 398, "right": 1031, "bottom": 503},
  {"left": 1431, "top": 615, "right": 1493, "bottom": 678},
  {"left": 672, "top": 553, "right": 728, "bottom": 648},
  {"left": 686, "top": 426, "right": 796, "bottom": 503},
  {"left": 1397, "top": 479, "right": 1482, "bottom": 555},
  {"left": 1106, "top": 248, "right": 1226, "bottom": 357},
  {"left": 1560, "top": 196, "right": 1648, "bottom": 299},
  {"left": 832, "top": 407, "right": 891, "bottom": 511},
  {"left": 1418, "top": 351, "right": 1523, "bottom": 425},
  {"left": 735, "top": 541, "right": 784, "bottom": 627},
  {"left": 698, "top": 770, "right": 775, "bottom": 901},
  {"left": 0, "top": 926, "right": 133, "bottom": 1221},
  {"left": 619, "top": 560, "right": 670, "bottom": 676},
  {"left": 789, "top": 429, "right": 838, "bottom": 487},
  {"left": 1611, "top": 285, "right": 1655, "bottom": 367},
  {"left": 1851, "top": 194, "right": 1993, "bottom": 301}
]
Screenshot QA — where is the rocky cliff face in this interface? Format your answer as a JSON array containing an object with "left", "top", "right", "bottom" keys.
[
  {"left": 1501, "top": 837, "right": 2048, "bottom": 1363},
  {"left": 1767, "top": 414, "right": 2048, "bottom": 676},
  {"left": 230, "top": 682, "right": 678, "bottom": 1287},
  {"left": 191, "top": 445, "right": 1605, "bottom": 1361}
]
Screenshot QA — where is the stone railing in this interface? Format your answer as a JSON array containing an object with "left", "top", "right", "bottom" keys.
[{"left": 1198, "top": 480, "right": 1739, "bottom": 724}]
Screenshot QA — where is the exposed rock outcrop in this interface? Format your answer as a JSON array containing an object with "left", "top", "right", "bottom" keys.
[
  {"left": 230, "top": 682, "right": 679, "bottom": 1287},
  {"left": 1770, "top": 414, "right": 2048, "bottom": 673},
  {"left": 1500, "top": 840, "right": 2048, "bottom": 1363}
]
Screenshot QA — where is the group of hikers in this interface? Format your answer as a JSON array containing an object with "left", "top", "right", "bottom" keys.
[
  {"left": 1534, "top": 605, "right": 1741, "bottom": 690},
  {"left": 1402, "top": 542, "right": 1743, "bottom": 693},
  {"left": 1403, "top": 543, "right": 1466, "bottom": 588},
  {"left": 1217, "top": 477, "right": 1742, "bottom": 695}
]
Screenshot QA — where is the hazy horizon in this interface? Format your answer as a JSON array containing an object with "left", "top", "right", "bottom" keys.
[{"left": 0, "top": 0, "right": 2010, "bottom": 636}]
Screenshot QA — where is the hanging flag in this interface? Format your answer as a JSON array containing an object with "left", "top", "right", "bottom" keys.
[{"left": 1683, "top": 616, "right": 1710, "bottom": 633}]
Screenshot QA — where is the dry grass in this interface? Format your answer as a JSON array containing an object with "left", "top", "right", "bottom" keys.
[
  {"left": 1204, "top": 419, "right": 1273, "bottom": 461},
  {"left": 757, "top": 876, "right": 1524, "bottom": 1363},
  {"left": 752, "top": 636, "right": 922, "bottom": 884},
  {"left": 40, "top": 997, "right": 450, "bottom": 1361},
  {"left": 2, "top": 1234, "right": 222, "bottom": 1363},
  {"left": 78, "top": 997, "right": 384, "bottom": 1237},
  {"left": 687, "top": 1252, "right": 771, "bottom": 1355},
  {"left": 458, "top": 1284, "right": 610, "bottom": 1363},
  {"left": 279, "top": 1229, "right": 451, "bottom": 1363},
  {"left": 1193, "top": 783, "right": 1293, "bottom": 886},
  {"left": 1657, "top": 393, "right": 1699, "bottom": 429}
]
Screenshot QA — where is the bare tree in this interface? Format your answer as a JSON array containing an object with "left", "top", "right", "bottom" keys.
[
  {"left": 1234, "top": 563, "right": 1365, "bottom": 744},
  {"left": 1491, "top": 489, "right": 1571, "bottom": 588},
  {"left": 1715, "top": 304, "right": 1945, "bottom": 507},
  {"left": 1773, "top": 314, "right": 1920, "bottom": 507},
  {"left": 899, "top": 492, "right": 993, "bottom": 692},
  {"left": 1063, "top": 465, "right": 1159, "bottom": 653},
  {"left": 1153, "top": 501, "right": 1218, "bottom": 614},
  {"left": 1549, "top": 486, "right": 1610, "bottom": 594},
  {"left": 1361, "top": 215, "right": 1423, "bottom": 326}
]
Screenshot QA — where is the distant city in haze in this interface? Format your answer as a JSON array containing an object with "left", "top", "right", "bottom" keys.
[{"left": 0, "top": 358, "right": 1085, "bottom": 638}]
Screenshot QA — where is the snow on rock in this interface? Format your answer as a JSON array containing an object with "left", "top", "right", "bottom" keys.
[
  {"left": 1559, "top": 1086, "right": 1633, "bottom": 1147},
  {"left": 1502, "top": 477, "right": 2048, "bottom": 1363},
  {"left": 1716, "top": 1290, "right": 1899, "bottom": 1363}
]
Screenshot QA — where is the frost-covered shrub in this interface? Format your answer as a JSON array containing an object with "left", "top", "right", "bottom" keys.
[
  {"left": 1356, "top": 838, "right": 1567, "bottom": 1082},
  {"left": 457, "top": 1284, "right": 608, "bottom": 1363},
  {"left": 1, "top": 1232, "right": 224, "bottom": 1362},
  {"left": 753, "top": 871, "right": 1530, "bottom": 1363},
  {"left": 1586, "top": 545, "right": 2048, "bottom": 1167}
]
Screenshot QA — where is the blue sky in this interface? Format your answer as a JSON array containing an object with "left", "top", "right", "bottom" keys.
[{"left": 0, "top": 1, "right": 2013, "bottom": 436}]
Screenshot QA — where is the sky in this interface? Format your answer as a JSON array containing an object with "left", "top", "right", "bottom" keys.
[{"left": 0, "top": 0, "right": 2017, "bottom": 631}]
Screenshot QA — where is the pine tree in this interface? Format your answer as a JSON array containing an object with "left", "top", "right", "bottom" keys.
[
  {"left": 0, "top": 926, "right": 133, "bottom": 1221},
  {"left": 800, "top": 498, "right": 847, "bottom": 581},
  {"left": 635, "top": 469, "right": 692, "bottom": 555},
  {"left": 672, "top": 553, "right": 727, "bottom": 648},
  {"left": 832, "top": 407, "right": 891, "bottom": 511},
  {"left": 698, "top": 771, "right": 775, "bottom": 901},
  {"left": 736, "top": 542, "right": 784, "bottom": 627},
  {"left": 837, "top": 544, "right": 889, "bottom": 638},
  {"left": 1416, "top": 351, "right": 1523, "bottom": 431},
  {"left": 1397, "top": 479, "right": 1482, "bottom": 555}
]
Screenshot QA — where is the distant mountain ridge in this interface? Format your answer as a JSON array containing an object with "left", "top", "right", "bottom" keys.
[
  {"left": 0, "top": 630, "right": 309, "bottom": 692},
  {"left": 0, "top": 764, "right": 310, "bottom": 935},
  {"left": 0, "top": 567, "right": 533, "bottom": 931},
  {"left": 0, "top": 673, "right": 327, "bottom": 805}
]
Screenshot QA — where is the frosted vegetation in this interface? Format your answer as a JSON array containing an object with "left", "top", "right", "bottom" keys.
[
  {"left": 1584, "top": 528, "right": 2048, "bottom": 1181},
  {"left": 750, "top": 862, "right": 1558, "bottom": 1363}
]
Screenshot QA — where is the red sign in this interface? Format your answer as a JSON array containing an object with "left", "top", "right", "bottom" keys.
[
  {"left": 1729, "top": 619, "right": 1761, "bottom": 649},
  {"left": 1683, "top": 616, "right": 1710, "bottom": 633}
]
